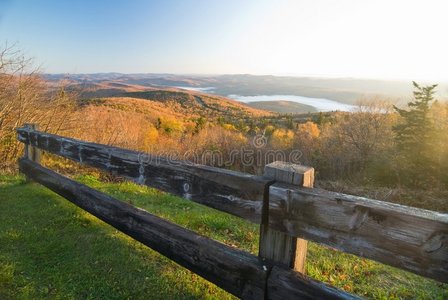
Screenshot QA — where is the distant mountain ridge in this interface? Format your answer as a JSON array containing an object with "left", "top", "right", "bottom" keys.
[{"left": 44, "top": 73, "right": 448, "bottom": 105}]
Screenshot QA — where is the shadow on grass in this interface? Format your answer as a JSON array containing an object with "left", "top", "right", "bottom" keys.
[
  {"left": 0, "top": 180, "right": 234, "bottom": 299},
  {"left": 1, "top": 176, "right": 447, "bottom": 299}
]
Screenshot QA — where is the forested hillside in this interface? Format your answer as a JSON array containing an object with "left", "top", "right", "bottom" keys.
[
  {"left": 2, "top": 0, "right": 448, "bottom": 298},
  {"left": 1, "top": 36, "right": 448, "bottom": 300},
  {"left": 46, "top": 73, "right": 448, "bottom": 105},
  {"left": 2, "top": 46, "right": 448, "bottom": 203}
]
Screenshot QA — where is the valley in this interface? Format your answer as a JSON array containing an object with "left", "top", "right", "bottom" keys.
[
  {"left": 3, "top": 1, "right": 448, "bottom": 299},
  {"left": 47, "top": 73, "right": 448, "bottom": 115}
]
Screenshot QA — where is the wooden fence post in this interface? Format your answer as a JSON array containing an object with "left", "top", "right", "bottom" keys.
[
  {"left": 23, "top": 124, "right": 41, "bottom": 181},
  {"left": 259, "top": 161, "right": 314, "bottom": 273}
]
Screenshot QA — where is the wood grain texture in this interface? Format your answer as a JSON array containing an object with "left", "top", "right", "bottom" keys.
[
  {"left": 259, "top": 225, "right": 297, "bottom": 267},
  {"left": 19, "top": 158, "right": 267, "bottom": 299},
  {"left": 19, "top": 158, "right": 358, "bottom": 300},
  {"left": 268, "top": 183, "right": 448, "bottom": 282},
  {"left": 264, "top": 161, "right": 314, "bottom": 187},
  {"left": 259, "top": 162, "right": 314, "bottom": 274},
  {"left": 17, "top": 127, "right": 448, "bottom": 283},
  {"left": 22, "top": 124, "right": 41, "bottom": 169},
  {"left": 22, "top": 124, "right": 41, "bottom": 184},
  {"left": 17, "top": 127, "right": 268, "bottom": 223}
]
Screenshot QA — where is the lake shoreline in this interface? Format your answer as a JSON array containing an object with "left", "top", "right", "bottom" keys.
[{"left": 173, "top": 86, "right": 356, "bottom": 112}]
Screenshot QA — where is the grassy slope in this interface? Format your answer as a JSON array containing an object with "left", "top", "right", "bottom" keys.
[{"left": 0, "top": 174, "right": 446, "bottom": 299}]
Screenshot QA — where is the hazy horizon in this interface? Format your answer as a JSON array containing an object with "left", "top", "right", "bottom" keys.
[
  {"left": 43, "top": 72, "right": 448, "bottom": 86},
  {"left": 1, "top": 0, "right": 447, "bottom": 81}
]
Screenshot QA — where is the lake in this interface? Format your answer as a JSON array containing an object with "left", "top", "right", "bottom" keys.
[
  {"left": 228, "top": 94, "right": 356, "bottom": 112},
  {"left": 174, "top": 86, "right": 216, "bottom": 92},
  {"left": 174, "top": 86, "right": 356, "bottom": 112}
]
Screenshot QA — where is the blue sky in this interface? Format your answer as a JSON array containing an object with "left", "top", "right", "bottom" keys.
[{"left": 1, "top": 0, "right": 447, "bottom": 80}]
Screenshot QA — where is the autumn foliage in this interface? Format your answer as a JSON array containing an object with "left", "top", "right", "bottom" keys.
[{"left": 1, "top": 45, "right": 448, "bottom": 193}]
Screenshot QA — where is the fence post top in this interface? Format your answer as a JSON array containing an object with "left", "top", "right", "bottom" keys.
[
  {"left": 265, "top": 161, "right": 313, "bottom": 173},
  {"left": 264, "top": 161, "right": 314, "bottom": 187}
]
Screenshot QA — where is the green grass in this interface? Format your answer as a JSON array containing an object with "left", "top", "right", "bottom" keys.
[{"left": 0, "top": 174, "right": 447, "bottom": 299}]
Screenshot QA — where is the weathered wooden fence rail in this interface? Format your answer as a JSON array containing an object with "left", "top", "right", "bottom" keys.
[{"left": 16, "top": 125, "right": 448, "bottom": 299}]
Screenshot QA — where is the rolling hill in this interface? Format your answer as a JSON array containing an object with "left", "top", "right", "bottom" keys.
[
  {"left": 45, "top": 73, "right": 448, "bottom": 105},
  {"left": 70, "top": 80, "right": 272, "bottom": 120}
]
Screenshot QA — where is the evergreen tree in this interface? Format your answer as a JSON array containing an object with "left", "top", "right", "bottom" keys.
[
  {"left": 286, "top": 116, "right": 294, "bottom": 129},
  {"left": 316, "top": 112, "right": 325, "bottom": 125},
  {"left": 393, "top": 82, "right": 438, "bottom": 187},
  {"left": 193, "top": 116, "right": 206, "bottom": 134}
]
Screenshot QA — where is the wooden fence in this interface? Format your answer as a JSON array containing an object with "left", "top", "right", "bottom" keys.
[{"left": 16, "top": 124, "right": 448, "bottom": 299}]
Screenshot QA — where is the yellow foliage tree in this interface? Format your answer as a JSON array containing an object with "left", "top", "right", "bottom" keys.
[
  {"left": 143, "top": 124, "right": 159, "bottom": 151},
  {"left": 222, "top": 123, "right": 237, "bottom": 131},
  {"left": 264, "top": 125, "right": 275, "bottom": 136},
  {"left": 297, "top": 121, "right": 320, "bottom": 138},
  {"left": 271, "top": 129, "right": 295, "bottom": 149},
  {"left": 159, "top": 116, "right": 184, "bottom": 136}
]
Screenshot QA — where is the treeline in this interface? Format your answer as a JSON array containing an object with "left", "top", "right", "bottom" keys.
[
  {"left": 214, "top": 88, "right": 448, "bottom": 190},
  {"left": 1, "top": 45, "right": 447, "bottom": 191},
  {"left": 294, "top": 88, "right": 448, "bottom": 190},
  {"left": 0, "top": 45, "right": 77, "bottom": 170}
]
